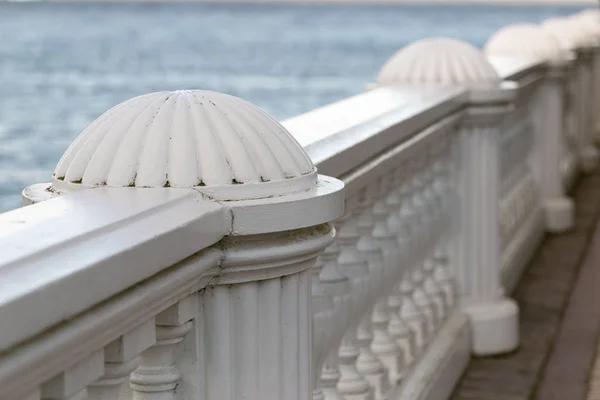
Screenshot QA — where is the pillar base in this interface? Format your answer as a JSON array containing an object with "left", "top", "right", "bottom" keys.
[
  {"left": 464, "top": 298, "right": 519, "bottom": 356},
  {"left": 543, "top": 197, "right": 575, "bottom": 233},
  {"left": 580, "top": 146, "right": 599, "bottom": 173}
]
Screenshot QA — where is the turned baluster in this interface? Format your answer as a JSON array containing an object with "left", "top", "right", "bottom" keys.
[
  {"left": 336, "top": 217, "right": 373, "bottom": 400},
  {"left": 41, "top": 350, "right": 104, "bottom": 400},
  {"left": 318, "top": 225, "right": 350, "bottom": 400},
  {"left": 371, "top": 178, "right": 404, "bottom": 386},
  {"left": 88, "top": 319, "right": 157, "bottom": 400},
  {"left": 130, "top": 297, "right": 195, "bottom": 400},
  {"left": 356, "top": 185, "right": 391, "bottom": 400}
]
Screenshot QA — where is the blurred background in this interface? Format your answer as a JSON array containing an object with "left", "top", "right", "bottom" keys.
[{"left": 0, "top": 2, "right": 588, "bottom": 212}]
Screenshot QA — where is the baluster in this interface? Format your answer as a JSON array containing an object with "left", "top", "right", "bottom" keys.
[
  {"left": 318, "top": 224, "right": 349, "bottom": 400},
  {"left": 392, "top": 166, "right": 429, "bottom": 357},
  {"left": 423, "top": 145, "right": 456, "bottom": 319},
  {"left": 433, "top": 253, "right": 457, "bottom": 313},
  {"left": 386, "top": 289, "right": 415, "bottom": 375},
  {"left": 371, "top": 178, "right": 405, "bottom": 385},
  {"left": 130, "top": 297, "right": 195, "bottom": 400},
  {"left": 422, "top": 259, "right": 449, "bottom": 323},
  {"left": 88, "top": 319, "right": 156, "bottom": 400},
  {"left": 312, "top": 256, "right": 335, "bottom": 400},
  {"left": 371, "top": 301, "right": 403, "bottom": 386},
  {"left": 356, "top": 317, "right": 389, "bottom": 400},
  {"left": 434, "top": 145, "right": 459, "bottom": 314},
  {"left": 321, "top": 356, "right": 345, "bottom": 400},
  {"left": 399, "top": 279, "right": 428, "bottom": 355},
  {"left": 356, "top": 187, "right": 391, "bottom": 400},
  {"left": 41, "top": 350, "right": 104, "bottom": 400},
  {"left": 336, "top": 217, "right": 373, "bottom": 400},
  {"left": 411, "top": 265, "right": 437, "bottom": 338}
]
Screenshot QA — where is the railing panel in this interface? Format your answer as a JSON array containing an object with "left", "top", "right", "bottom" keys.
[{"left": 284, "top": 88, "right": 466, "bottom": 399}]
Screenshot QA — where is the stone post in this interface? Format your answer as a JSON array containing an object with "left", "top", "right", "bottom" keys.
[
  {"left": 22, "top": 90, "right": 345, "bottom": 399},
  {"left": 575, "top": 47, "right": 599, "bottom": 172},
  {"left": 542, "top": 17, "right": 599, "bottom": 173},
  {"left": 374, "top": 37, "right": 520, "bottom": 356},
  {"left": 536, "top": 62, "right": 575, "bottom": 232},
  {"left": 455, "top": 85, "right": 519, "bottom": 356}
]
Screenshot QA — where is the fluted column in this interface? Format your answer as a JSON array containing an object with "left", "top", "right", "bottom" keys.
[
  {"left": 201, "top": 226, "right": 335, "bottom": 400},
  {"left": 535, "top": 63, "right": 575, "bottom": 232},
  {"left": 455, "top": 87, "right": 519, "bottom": 356}
]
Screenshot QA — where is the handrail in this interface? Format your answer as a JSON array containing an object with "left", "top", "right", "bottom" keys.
[
  {"left": 283, "top": 86, "right": 466, "bottom": 178},
  {"left": 0, "top": 188, "right": 228, "bottom": 353}
]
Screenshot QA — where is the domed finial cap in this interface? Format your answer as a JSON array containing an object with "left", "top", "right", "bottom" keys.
[
  {"left": 571, "top": 13, "right": 600, "bottom": 45},
  {"left": 542, "top": 17, "right": 597, "bottom": 50},
  {"left": 376, "top": 37, "right": 501, "bottom": 88},
  {"left": 484, "top": 23, "right": 569, "bottom": 65},
  {"left": 52, "top": 90, "right": 317, "bottom": 201}
]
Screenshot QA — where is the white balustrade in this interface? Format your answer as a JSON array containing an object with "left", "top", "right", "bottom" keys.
[{"left": 2, "top": 15, "right": 598, "bottom": 400}]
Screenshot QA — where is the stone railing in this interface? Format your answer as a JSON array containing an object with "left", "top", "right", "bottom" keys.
[{"left": 1, "top": 10, "right": 599, "bottom": 400}]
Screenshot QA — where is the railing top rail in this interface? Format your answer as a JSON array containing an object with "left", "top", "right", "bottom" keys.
[
  {"left": 0, "top": 188, "right": 228, "bottom": 353},
  {"left": 282, "top": 86, "right": 466, "bottom": 179},
  {"left": 487, "top": 55, "right": 546, "bottom": 81}
]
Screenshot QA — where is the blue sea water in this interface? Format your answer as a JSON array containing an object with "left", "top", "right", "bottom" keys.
[{"left": 0, "top": 2, "right": 586, "bottom": 212}]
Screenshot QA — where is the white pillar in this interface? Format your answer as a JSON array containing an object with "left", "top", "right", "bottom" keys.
[
  {"left": 19, "top": 89, "right": 346, "bottom": 400},
  {"left": 456, "top": 87, "right": 519, "bottom": 356},
  {"left": 535, "top": 63, "right": 575, "bottom": 232},
  {"left": 201, "top": 225, "right": 336, "bottom": 400},
  {"left": 592, "top": 47, "right": 600, "bottom": 146},
  {"left": 575, "top": 48, "right": 599, "bottom": 172}
]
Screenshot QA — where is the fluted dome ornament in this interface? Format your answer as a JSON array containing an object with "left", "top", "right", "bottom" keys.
[
  {"left": 578, "top": 8, "right": 600, "bottom": 21},
  {"left": 376, "top": 37, "right": 501, "bottom": 88},
  {"left": 542, "top": 17, "right": 598, "bottom": 50},
  {"left": 52, "top": 90, "right": 317, "bottom": 201},
  {"left": 571, "top": 13, "right": 600, "bottom": 45},
  {"left": 484, "top": 23, "right": 569, "bottom": 65}
]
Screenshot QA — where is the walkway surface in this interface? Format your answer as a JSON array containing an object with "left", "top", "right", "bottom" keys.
[{"left": 451, "top": 170, "right": 600, "bottom": 400}]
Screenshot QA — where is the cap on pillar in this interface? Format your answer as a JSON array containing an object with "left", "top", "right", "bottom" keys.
[
  {"left": 376, "top": 37, "right": 501, "bottom": 88},
  {"left": 484, "top": 23, "right": 570, "bottom": 65},
  {"left": 542, "top": 17, "right": 597, "bottom": 51},
  {"left": 577, "top": 9, "right": 600, "bottom": 22},
  {"left": 49, "top": 90, "right": 317, "bottom": 201},
  {"left": 570, "top": 14, "right": 600, "bottom": 46}
]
